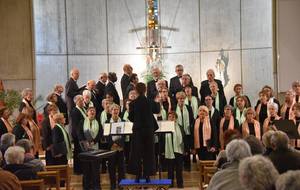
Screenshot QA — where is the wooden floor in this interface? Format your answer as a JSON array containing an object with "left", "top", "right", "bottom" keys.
[{"left": 69, "top": 163, "right": 201, "bottom": 190}]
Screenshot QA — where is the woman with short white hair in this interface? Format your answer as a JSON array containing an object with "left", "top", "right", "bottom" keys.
[
  {"left": 263, "top": 102, "right": 281, "bottom": 133},
  {"left": 239, "top": 155, "right": 279, "bottom": 190}
]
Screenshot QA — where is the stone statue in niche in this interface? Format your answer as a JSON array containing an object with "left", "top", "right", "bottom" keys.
[{"left": 215, "top": 49, "right": 229, "bottom": 87}]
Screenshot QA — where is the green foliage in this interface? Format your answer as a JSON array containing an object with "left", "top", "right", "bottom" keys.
[{"left": 0, "top": 90, "right": 22, "bottom": 111}]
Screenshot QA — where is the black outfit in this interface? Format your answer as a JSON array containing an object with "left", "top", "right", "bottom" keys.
[
  {"left": 209, "top": 108, "right": 221, "bottom": 146},
  {"left": 3, "top": 164, "right": 37, "bottom": 180},
  {"left": 52, "top": 124, "right": 71, "bottom": 165},
  {"left": 269, "top": 148, "right": 300, "bottom": 174},
  {"left": 255, "top": 103, "right": 268, "bottom": 126},
  {"left": 65, "top": 78, "right": 81, "bottom": 115},
  {"left": 222, "top": 119, "right": 240, "bottom": 132},
  {"left": 256, "top": 98, "right": 281, "bottom": 115},
  {"left": 169, "top": 76, "right": 182, "bottom": 102},
  {"left": 41, "top": 117, "right": 54, "bottom": 165},
  {"left": 105, "top": 119, "right": 125, "bottom": 190},
  {"left": 19, "top": 99, "right": 37, "bottom": 123},
  {"left": 12, "top": 124, "right": 29, "bottom": 141},
  {"left": 121, "top": 74, "right": 130, "bottom": 99},
  {"left": 247, "top": 123, "right": 256, "bottom": 136},
  {"left": 167, "top": 153, "right": 183, "bottom": 188},
  {"left": 128, "top": 95, "right": 160, "bottom": 177},
  {"left": 95, "top": 81, "right": 106, "bottom": 112},
  {"left": 199, "top": 79, "right": 224, "bottom": 105},
  {"left": 105, "top": 81, "right": 120, "bottom": 105},
  {"left": 195, "top": 121, "right": 218, "bottom": 160},
  {"left": 55, "top": 93, "right": 69, "bottom": 124},
  {"left": 212, "top": 93, "right": 227, "bottom": 116},
  {"left": 78, "top": 119, "right": 102, "bottom": 190},
  {"left": 124, "top": 83, "right": 135, "bottom": 100},
  {"left": 84, "top": 88, "right": 102, "bottom": 115},
  {"left": 147, "top": 79, "right": 168, "bottom": 100},
  {"left": 229, "top": 95, "right": 251, "bottom": 107},
  {"left": 71, "top": 107, "right": 86, "bottom": 174},
  {"left": 0, "top": 119, "right": 8, "bottom": 140}
]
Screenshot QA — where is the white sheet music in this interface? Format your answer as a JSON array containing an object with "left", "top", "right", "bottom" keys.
[
  {"left": 156, "top": 121, "right": 175, "bottom": 133},
  {"left": 103, "top": 123, "right": 111, "bottom": 136},
  {"left": 111, "top": 122, "right": 125, "bottom": 134},
  {"left": 124, "top": 122, "right": 133, "bottom": 134}
]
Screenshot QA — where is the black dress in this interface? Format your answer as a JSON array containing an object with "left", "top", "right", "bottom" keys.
[
  {"left": 41, "top": 117, "right": 54, "bottom": 165},
  {"left": 128, "top": 95, "right": 160, "bottom": 177}
]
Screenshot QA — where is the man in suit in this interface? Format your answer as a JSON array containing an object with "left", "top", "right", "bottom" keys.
[
  {"left": 65, "top": 68, "right": 81, "bottom": 117},
  {"left": 83, "top": 80, "right": 102, "bottom": 115},
  {"left": 95, "top": 73, "right": 107, "bottom": 109},
  {"left": 200, "top": 69, "right": 224, "bottom": 105},
  {"left": 121, "top": 64, "right": 133, "bottom": 100},
  {"left": 169, "top": 64, "right": 184, "bottom": 101},
  {"left": 147, "top": 67, "right": 168, "bottom": 100},
  {"left": 105, "top": 72, "right": 120, "bottom": 105},
  {"left": 53, "top": 84, "right": 68, "bottom": 124},
  {"left": 124, "top": 73, "right": 138, "bottom": 100}
]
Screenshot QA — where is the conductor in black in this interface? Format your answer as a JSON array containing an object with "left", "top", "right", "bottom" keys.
[{"left": 128, "top": 82, "right": 160, "bottom": 182}]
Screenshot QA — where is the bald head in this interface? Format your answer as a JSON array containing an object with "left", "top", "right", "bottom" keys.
[
  {"left": 87, "top": 80, "right": 96, "bottom": 90},
  {"left": 70, "top": 68, "right": 80, "bottom": 80}
]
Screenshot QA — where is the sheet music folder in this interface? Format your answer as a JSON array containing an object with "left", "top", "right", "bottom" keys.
[
  {"left": 103, "top": 121, "right": 175, "bottom": 136},
  {"left": 273, "top": 120, "right": 300, "bottom": 139}
]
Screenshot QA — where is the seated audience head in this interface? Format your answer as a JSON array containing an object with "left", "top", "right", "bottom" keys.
[
  {"left": 0, "top": 106, "right": 11, "bottom": 120},
  {"left": 128, "top": 89, "right": 137, "bottom": 100},
  {"left": 46, "top": 92, "right": 58, "bottom": 103},
  {"left": 108, "top": 72, "right": 118, "bottom": 83},
  {"left": 123, "top": 64, "right": 133, "bottom": 75},
  {"left": 87, "top": 107, "right": 96, "bottom": 120},
  {"left": 270, "top": 131, "right": 289, "bottom": 151},
  {"left": 53, "top": 113, "right": 65, "bottom": 125},
  {"left": 262, "top": 130, "right": 276, "bottom": 149},
  {"left": 110, "top": 104, "right": 120, "bottom": 118},
  {"left": 21, "top": 88, "right": 33, "bottom": 102},
  {"left": 244, "top": 107, "right": 256, "bottom": 122},
  {"left": 0, "top": 133, "right": 15, "bottom": 150},
  {"left": 225, "top": 139, "right": 251, "bottom": 162},
  {"left": 223, "top": 129, "right": 241, "bottom": 146},
  {"left": 198, "top": 105, "right": 209, "bottom": 120},
  {"left": 244, "top": 135, "right": 265, "bottom": 155},
  {"left": 82, "top": 90, "right": 91, "bottom": 103},
  {"left": 267, "top": 102, "right": 279, "bottom": 117},
  {"left": 4, "top": 146, "right": 25, "bottom": 165},
  {"left": 99, "top": 72, "right": 108, "bottom": 83},
  {"left": 206, "top": 69, "right": 215, "bottom": 82},
  {"left": 293, "top": 103, "right": 300, "bottom": 117},
  {"left": 204, "top": 95, "right": 213, "bottom": 108},
  {"left": 239, "top": 155, "right": 279, "bottom": 190},
  {"left": 129, "top": 73, "right": 138, "bottom": 85},
  {"left": 175, "top": 64, "right": 184, "bottom": 77},
  {"left": 176, "top": 92, "right": 186, "bottom": 106},
  {"left": 70, "top": 68, "right": 80, "bottom": 80},
  {"left": 275, "top": 170, "right": 300, "bottom": 190},
  {"left": 136, "top": 82, "right": 146, "bottom": 96},
  {"left": 16, "top": 139, "right": 34, "bottom": 154},
  {"left": 54, "top": 84, "right": 64, "bottom": 94},
  {"left": 87, "top": 80, "right": 96, "bottom": 90},
  {"left": 73, "top": 95, "right": 84, "bottom": 107},
  {"left": 233, "top": 84, "right": 243, "bottom": 96}
]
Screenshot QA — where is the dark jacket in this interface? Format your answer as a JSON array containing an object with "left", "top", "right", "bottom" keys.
[
  {"left": 169, "top": 76, "right": 182, "bottom": 100},
  {"left": 19, "top": 100, "right": 37, "bottom": 123},
  {"left": 65, "top": 78, "right": 80, "bottom": 113},
  {"left": 52, "top": 125, "right": 69, "bottom": 157},
  {"left": 121, "top": 74, "right": 130, "bottom": 99},
  {"left": 105, "top": 81, "right": 120, "bottom": 105},
  {"left": 95, "top": 81, "right": 106, "bottom": 101},
  {"left": 55, "top": 93, "right": 69, "bottom": 124},
  {"left": 41, "top": 117, "right": 52, "bottom": 150},
  {"left": 212, "top": 93, "right": 227, "bottom": 116},
  {"left": 200, "top": 79, "right": 224, "bottom": 105},
  {"left": 128, "top": 95, "right": 160, "bottom": 131},
  {"left": 146, "top": 79, "right": 168, "bottom": 100},
  {"left": 12, "top": 124, "right": 29, "bottom": 141},
  {"left": 4, "top": 164, "right": 37, "bottom": 180},
  {"left": 71, "top": 107, "right": 85, "bottom": 138}
]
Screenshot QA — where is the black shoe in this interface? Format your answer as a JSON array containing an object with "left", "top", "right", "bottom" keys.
[
  {"left": 145, "top": 176, "right": 150, "bottom": 183},
  {"left": 177, "top": 184, "right": 184, "bottom": 188}
]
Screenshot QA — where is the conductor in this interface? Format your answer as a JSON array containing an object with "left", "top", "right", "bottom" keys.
[{"left": 128, "top": 82, "right": 160, "bottom": 182}]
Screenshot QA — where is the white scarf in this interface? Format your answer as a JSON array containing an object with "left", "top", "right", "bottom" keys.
[
  {"left": 185, "top": 96, "right": 199, "bottom": 119},
  {"left": 100, "top": 110, "right": 108, "bottom": 126},
  {"left": 235, "top": 108, "right": 246, "bottom": 126},
  {"left": 165, "top": 122, "right": 184, "bottom": 159},
  {"left": 210, "top": 106, "right": 215, "bottom": 118},
  {"left": 176, "top": 105, "right": 190, "bottom": 135},
  {"left": 83, "top": 118, "right": 99, "bottom": 149},
  {"left": 213, "top": 93, "right": 220, "bottom": 111}
]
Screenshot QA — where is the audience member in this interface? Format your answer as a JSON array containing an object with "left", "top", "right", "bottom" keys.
[{"left": 275, "top": 170, "right": 300, "bottom": 190}]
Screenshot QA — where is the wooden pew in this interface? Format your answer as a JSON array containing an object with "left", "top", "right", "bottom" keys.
[
  {"left": 37, "top": 170, "right": 60, "bottom": 190},
  {"left": 20, "top": 179, "right": 44, "bottom": 190},
  {"left": 198, "top": 160, "right": 215, "bottom": 190},
  {"left": 45, "top": 165, "right": 71, "bottom": 190}
]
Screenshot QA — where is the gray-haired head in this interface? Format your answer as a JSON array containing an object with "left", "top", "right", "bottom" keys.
[
  {"left": 239, "top": 155, "right": 279, "bottom": 190},
  {"left": 270, "top": 131, "right": 289, "bottom": 150},
  {"left": 267, "top": 102, "right": 279, "bottom": 112},
  {"left": 16, "top": 139, "right": 34, "bottom": 154},
  {"left": 73, "top": 94, "right": 83, "bottom": 104},
  {"left": 262, "top": 130, "right": 276, "bottom": 148},
  {"left": 225, "top": 139, "right": 252, "bottom": 162},
  {"left": 244, "top": 135, "right": 265, "bottom": 155},
  {"left": 21, "top": 88, "right": 32, "bottom": 98},
  {"left": 82, "top": 90, "right": 91, "bottom": 98},
  {"left": 276, "top": 170, "right": 300, "bottom": 190},
  {"left": 0, "top": 133, "right": 15, "bottom": 148},
  {"left": 4, "top": 146, "right": 25, "bottom": 165}
]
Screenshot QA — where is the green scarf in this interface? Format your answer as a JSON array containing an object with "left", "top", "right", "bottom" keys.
[
  {"left": 185, "top": 96, "right": 199, "bottom": 119},
  {"left": 161, "top": 106, "right": 167, "bottom": 121},
  {"left": 235, "top": 108, "right": 246, "bottom": 125},
  {"left": 83, "top": 118, "right": 99, "bottom": 139},
  {"left": 100, "top": 111, "right": 108, "bottom": 127},
  {"left": 176, "top": 105, "right": 190, "bottom": 135},
  {"left": 56, "top": 124, "right": 72, "bottom": 160},
  {"left": 165, "top": 122, "right": 184, "bottom": 159},
  {"left": 76, "top": 106, "right": 87, "bottom": 118}
]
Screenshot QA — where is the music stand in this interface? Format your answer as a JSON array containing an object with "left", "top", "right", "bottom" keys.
[{"left": 273, "top": 120, "right": 300, "bottom": 139}]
